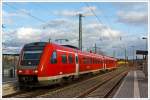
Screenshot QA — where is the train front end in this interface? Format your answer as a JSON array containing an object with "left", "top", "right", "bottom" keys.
[{"left": 17, "top": 42, "right": 47, "bottom": 87}]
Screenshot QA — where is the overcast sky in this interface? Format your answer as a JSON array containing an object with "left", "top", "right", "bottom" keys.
[{"left": 2, "top": 2, "right": 148, "bottom": 59}]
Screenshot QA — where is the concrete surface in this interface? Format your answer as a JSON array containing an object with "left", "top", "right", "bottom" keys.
[{"left": 113, "top": 70, "right": 148, "bottom": 98}]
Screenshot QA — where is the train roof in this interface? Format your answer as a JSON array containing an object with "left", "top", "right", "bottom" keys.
[
  {"left": 61, "top": 45, "right": 80, "bottom": 50},
  {"left": 24, "top": 42, "right": 47, "bottom": 47}
]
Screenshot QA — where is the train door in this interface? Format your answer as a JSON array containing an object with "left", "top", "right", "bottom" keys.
[
  {"left": 57, "top": 51, "right": 63, "bottom": 75},
  {"left": 75, "top": 53, "right": 79, "bottom": 77},
  {"left": 61, "top": 52, "right": 68, "bottom": 75}
]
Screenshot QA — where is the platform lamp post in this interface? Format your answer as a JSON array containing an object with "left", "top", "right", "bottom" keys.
[
  {"left": 130, "top": 46, "right": 135, "bottom": 67},
  {"left": 142, "top": 37, "right": 147, "bottom": 50},
  {"left": 142, "top": 37, "right": 148, "bottom": 78},
  {"left": 142, "top": 37, "right": 147, "bottom": 60}
]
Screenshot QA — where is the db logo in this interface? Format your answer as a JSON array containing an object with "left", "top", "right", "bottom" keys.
[{"left": 28, "top": 62, "right": 31, "bottom": 64}]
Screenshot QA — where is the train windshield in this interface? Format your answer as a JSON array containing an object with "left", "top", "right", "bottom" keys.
[
  {"left": 23, "top": 51, "right": 42, "bottom": 60},
  {"left": 20, "top": 42, "right": 46, "bottom": 66},
  {"left": 21, "top": 50, "right": 43, "bottom": 66}
]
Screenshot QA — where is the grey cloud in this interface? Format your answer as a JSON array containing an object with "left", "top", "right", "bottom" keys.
[
  {"left": 112, "top": 2, "right": 147, "bottom": 11},
  {"left": 42, "top": 19, "right": 70, "bottom": 29},
  {"left": 53, "top": 6, "right": 98, "bottom": 17},
  {"left": 114, "top": 2, "right": 148, "bottom": 26},
  {"left": 117, "top": 11, "right": 148, "bottom": 25}
]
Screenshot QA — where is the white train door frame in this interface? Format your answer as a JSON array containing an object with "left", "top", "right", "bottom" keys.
[{"left": 75, "top": 53, "right": 79, "bottom": 77}]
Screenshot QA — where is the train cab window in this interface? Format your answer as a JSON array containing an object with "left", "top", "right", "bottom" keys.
[
  {"left": 62, "top": 54, "right": 67, "bottom": 64},
  {"left": 68, "top": 54, "right": 73, "bottom": 64},
  {"left": 50, "top": 51, "right": 57, "bottom": 64}
]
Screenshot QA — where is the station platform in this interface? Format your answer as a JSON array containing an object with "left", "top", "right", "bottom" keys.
[
  {"left": 2, "top": 77, "right": 17, "bottom": 84},
  {"left": 113, "top": 70, "right": 148, "bottom": 98}
]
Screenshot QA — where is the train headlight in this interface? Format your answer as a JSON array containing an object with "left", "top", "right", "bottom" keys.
[
  {"left": 18, "top": 70, "right": 22, "bottom": 73},
  {"left": 34, "top": 70, "right": 38, "bottom": 74}
]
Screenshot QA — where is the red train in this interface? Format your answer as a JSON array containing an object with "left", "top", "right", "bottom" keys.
[{"left": 17, "top": 42, "right": 117, "bottom": 87}]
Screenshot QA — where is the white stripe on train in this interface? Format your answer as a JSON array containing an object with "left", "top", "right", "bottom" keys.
[{"left": 38, "top": 67, "right": 116, "bottom": 81}]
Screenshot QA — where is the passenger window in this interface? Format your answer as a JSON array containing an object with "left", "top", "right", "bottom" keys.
[
  {"left": 50, "top": 51, "right": 57, "bottom": 64},
  {"left": 76, "top": 56, "right": 78, "bottom": 64},
  {"left": 62, "top": 54, "right": 67, "bottom": 64},
  {"left": 68, "top": 54, "right": 73, "bottom": 64}
]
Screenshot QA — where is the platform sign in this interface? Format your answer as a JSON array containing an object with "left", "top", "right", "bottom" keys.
[{"left": 136, "top": 50, "right": 148, "bottom": 55}]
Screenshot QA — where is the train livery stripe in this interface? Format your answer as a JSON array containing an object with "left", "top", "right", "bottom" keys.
[
  {"left": 79, "top": 69, "right": 103, "bottom": 74},
  {"left": 38, "top": 73, "right": 75, "bottom": 81},
  {"left": 38, "top": 68, "right": 104, "bottom": 81}
]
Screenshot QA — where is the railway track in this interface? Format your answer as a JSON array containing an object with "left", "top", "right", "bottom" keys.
[
  {"left": 3, "top": 66, "right": 129, "bottom": 98},
  {"left": 37, "top": 67, "right": 128, "bottom": 98},
  {"left": 77, "top": 71, "right": 127, "bottom": 98},
  {"left": 3, "top": 69, "right": 107, "bottom": 98}
]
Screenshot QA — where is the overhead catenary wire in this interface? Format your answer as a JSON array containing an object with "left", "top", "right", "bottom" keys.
[
  {"left": 85, "top": 3, "right": 147, "bottom": 41},
  {"left": 85, "top": 3, "right": 104, "bottom": 27},
  {"left": 84, "top": 3, "right": 114, "bottom": 39},
  {"left": 4, "top": 3, "right": 47, "bottom": 24}
]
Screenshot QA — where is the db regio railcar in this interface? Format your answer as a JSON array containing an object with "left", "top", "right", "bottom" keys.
[{"left": 17, "top": 42, "right": 117, "bottom": 87}]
